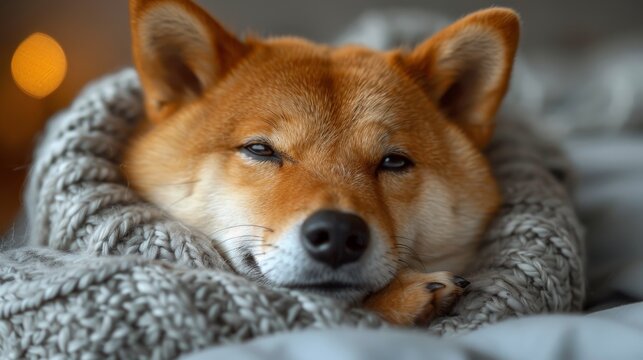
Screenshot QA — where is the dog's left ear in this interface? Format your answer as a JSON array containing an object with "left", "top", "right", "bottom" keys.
[
  {"left": 130, "top": 0, "right": 248, "bottom": 121},
  {"left": 404, "top": 8, "right": 520, "bottom": 148}
]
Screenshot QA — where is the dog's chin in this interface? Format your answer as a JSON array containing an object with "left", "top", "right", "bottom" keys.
[
  {"left": 236, "top": 251, "right": 379, "bottom": 303},
  {"left": 240, "top": 263, "right": 369, "bottom": 303}
]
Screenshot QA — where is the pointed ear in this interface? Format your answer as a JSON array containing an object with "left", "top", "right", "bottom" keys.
[
  {"left": 130, "top": 0, "right": 248, "bottom": 121},
  {"left": 404, "top": 8, "right": 520, "bottom": 148}
]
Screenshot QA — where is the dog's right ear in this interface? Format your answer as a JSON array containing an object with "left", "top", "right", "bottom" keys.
[
  {"left": 130, "top": 0, "right": 248, "bottom": 121},
  {"left": 402, "top": 8, "right": 519, "bottom": 149}
]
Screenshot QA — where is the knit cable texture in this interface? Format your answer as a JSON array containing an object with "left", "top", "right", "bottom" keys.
[{"left": 0, "top": 68, "right": 584, "bottom": 358}]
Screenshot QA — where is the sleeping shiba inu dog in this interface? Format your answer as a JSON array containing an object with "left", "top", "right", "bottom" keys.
[{"left": 124, "top": 0, "right": 519, "bottom": 325}]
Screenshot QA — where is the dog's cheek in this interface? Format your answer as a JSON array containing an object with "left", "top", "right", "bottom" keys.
[
  {"left": 183, "top": 157, "right": 258, "bottom": 237},
  {"left": 407, "top": 174, "right": 468, "bottom": 269},
  {"left": 377, "top": 171, "right": 422, "bottom": 244},
  {"left": 411, "top": 170, "right": 498, "bottom": 273}
]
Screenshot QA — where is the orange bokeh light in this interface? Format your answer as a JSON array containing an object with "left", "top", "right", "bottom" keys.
[{"left": 11, "top": 32, "right": 67, "bottom": 99}]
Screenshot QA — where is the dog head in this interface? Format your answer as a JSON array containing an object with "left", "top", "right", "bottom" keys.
[{"left": 125, "top": 0, "right": 519, "bottom": 302}]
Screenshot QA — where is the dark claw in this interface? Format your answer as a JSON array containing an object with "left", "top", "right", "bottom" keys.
[
  {"left": 453, "top": 276, "right": 470, "bottom": 288},
  {"left": 426, "top": 282, "right": 446, "bottom": 292}
]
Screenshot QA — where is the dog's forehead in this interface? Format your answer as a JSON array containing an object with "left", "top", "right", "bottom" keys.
[
  {"left": 213, "top": 41, "right": 437, "bottom": 157},
  {"left": 237, "top": 44, "right": 416, "bottom": 127}
]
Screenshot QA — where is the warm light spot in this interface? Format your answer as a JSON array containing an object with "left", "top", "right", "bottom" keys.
[{"left": 11, "top": 32, "right": 67, "bottom": 99}]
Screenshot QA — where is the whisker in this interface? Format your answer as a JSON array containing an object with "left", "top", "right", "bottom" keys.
[
  {"left": 214, "top": 235, "right": 267, "bottom": 260},
  {"left": 394, "top": 257, "right": 414, "bottom": 269},
  {"left": 217, "top": 234, "right": 263, "bottom": 245},
  {"left": 217, "top": 237, "right": 285, "bottom": 265},
  {"left": 218, "top": 244, "right": 252, "bottom": 258},
  {"left": 212, "top": 224, "right": 274, "bottom": 235},
  {"left": 392, "top": 243, "right": 427, "bottom": 271}
]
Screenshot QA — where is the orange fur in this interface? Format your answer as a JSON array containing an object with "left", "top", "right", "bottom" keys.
[{"left": 125, "top": 0, "right": 519, "bottom": 326}]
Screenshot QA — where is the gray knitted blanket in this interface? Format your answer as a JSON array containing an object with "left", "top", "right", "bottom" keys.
[{"left": 1, "top": 14, "right": 584, "bottom": 360}]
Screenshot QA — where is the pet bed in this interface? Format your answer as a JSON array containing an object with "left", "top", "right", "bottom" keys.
[{"left": 0, "top": 17, "right": 585, "bottom": 360}]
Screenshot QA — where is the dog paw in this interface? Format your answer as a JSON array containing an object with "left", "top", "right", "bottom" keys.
[
  {"left": 364, "top": 271, "right": 469, "bottom": 326},
  {"left": 411, "top": 271, "right": 469, "bottom": 325}
]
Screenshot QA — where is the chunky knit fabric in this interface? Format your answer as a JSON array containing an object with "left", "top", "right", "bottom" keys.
[
  {"left": 0, "top": 67, "right": 585, "bottom": 359},
  {"left": 1, "top": 16, "right": 585, "bottom": 359}
]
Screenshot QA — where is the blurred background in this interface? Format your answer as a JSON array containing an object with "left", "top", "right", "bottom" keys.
[{"left": 1, "top": 0, "right": 643, "bottom": 234}]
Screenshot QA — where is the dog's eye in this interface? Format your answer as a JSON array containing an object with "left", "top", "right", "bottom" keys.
[
  {"left": 245, "top": 143, "right": 274, "bottom": 157},
  {"left": 379, "top": 154, "right": 414, "bottom": 172},
  {"left": 241, "top": 142, "right": 280, "bottom": 162}
]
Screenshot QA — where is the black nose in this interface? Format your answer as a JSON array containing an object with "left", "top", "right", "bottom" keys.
[{"left": 301, "top": 210, "right": 370, "bottom": 269}]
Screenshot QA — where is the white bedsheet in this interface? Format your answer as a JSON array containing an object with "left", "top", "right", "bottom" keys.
[
  {"left": 564, "top": 136, "right": 643, "bottom": 310},
  {"left": 184, "top": 302, "right": 643, "bottom": 360}
]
